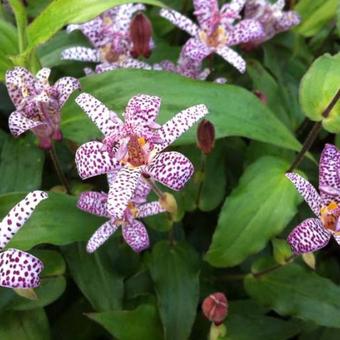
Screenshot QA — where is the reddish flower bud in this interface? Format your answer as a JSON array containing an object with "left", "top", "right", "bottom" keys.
[
  {"left": 254, "top": 90, "right": 268, "bottom": 104},
  {"left": 197, "top": 119, "right": 215, "bottom": 155},
  {"left": 202, "top": 292, "right": 228, "bottom": 325},
  {"left": 130, "top": 12, "right": 153, "bottom": 58}
]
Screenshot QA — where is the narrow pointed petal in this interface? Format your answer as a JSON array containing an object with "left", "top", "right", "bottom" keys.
[
  {"left": 319, "top": 144, "right": 340, "bottom": 204},
  {"left": 272, "top": 0, "right": 285, "bottom": 11},
  {"left": 61, "top": 47, "right": 100, "bottom": 62},
  {"left": 288, "top": 218, "right": 330, "bottom": 255},
  {"left": 286, "top": 173, "right": 322, "bottom": 217},
  {"left": 54, "top": 77, "right": 81, "bottom": 107},
  {"left": 75, "top": 93, "right": 122, "bottom": 137},
  {"left": 113, "top": 3, "right": 146, "bottom": 33},
  {"left": 160, "top": 8, "right": 198, "bottom": 36},
  {"left": 0, "top": 191, "right": 48, "bottom": 250},
  {"left": 155, "top": 104, "right": 209, "bottom": 152},
  {"left": 180, "top": 37, "right": 211, "bottom": 67},
  {"left": 193, "top": 0, "right": 219, "bottom": 31},
  {"left": 35, "top": 68, "right": 51, "bottom": 83},
  {"left": 227, "top": 19, "right": 264, "bottom": 45},
  {"left": 95, "top": 59, "right": 152, "bottom": 73},
  {"left": 122, "top": 220, "right": 149, "bottom": 252},
  {"left": 223, "top": 0, "right": 246, "bottom": 13},
  {"left": 132, "top": 179, "right": 151, "bottom": 203},
  {"left": 8, "top": 111, "right": 45, "bottom": 137},
  {"left": 86, "top": 220, "right": 118, "bottom": 253},
  {"left": 107, "top": 167, "right": 141, "bottom": 219},
  {"left": 147, "top": 151, "right": 194, "bottom": 191},
  {"left": 75, "top": 141, "right": 120, "bottom": 179},
  {"left": 5, "top": 67, "right": 36, "bottom": 106},
  {"left": 0, "top": 249, "right": 43, "bottom": 288},
  {"left": 216, "top": 46, "right": 246, "bottom": 73},
  {"left": 274, "top": 11, "right": 300, "bottom": 32},
  {"left": 77, "top": 191, "right": 109, "bottom": 217},
  {"left": 124, "top": 94, "right": 161, "bottom": 125},
  {"left": 138, "top": 201, "right": 165, "bottom": 218}
]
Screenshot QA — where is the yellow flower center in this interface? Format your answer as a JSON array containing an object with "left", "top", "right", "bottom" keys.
[
  {"left": 199, "top": 26, "right": 228, "bottom": 48},
  {"left": 320, "top": 201, "right": 340, "bottom": 232},
  {"left": 100, "top": 44, "right": 119, "bottom": 63}
]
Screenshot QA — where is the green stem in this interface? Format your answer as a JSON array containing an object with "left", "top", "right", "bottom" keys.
[
  {"left": 195, "top": 153, "right": 206, "bottom": 207},
  {"left": 252, "top": 255, "right": 295, "bottom": 278}
]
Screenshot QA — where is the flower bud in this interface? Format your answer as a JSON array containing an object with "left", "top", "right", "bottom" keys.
[
  {"left": 202, "top": 292, "right": 228, "bottom": 325},
  {"left": 159, "top": 192, "right": 177, "bottom": 214},
  {"left": 130, "top": 12, "right": 153, "bottom": 58},
  {"left": 197, "top": 119, "right": 215, "bottom": 155}
]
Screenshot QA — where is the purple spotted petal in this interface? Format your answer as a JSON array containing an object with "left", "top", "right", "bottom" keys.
[
  {"left": 95, "top": 58, "right": 152, "bottom": 73},
  {"left": 160, "top": 8, "right": 198, "bottom": 36},
  {"left": 332, "top": 232, "right": 340, "bottom": 247},
  {"left": 86, "top": 220, "right": 118, "bottom": 253},
  {"left": 77, "top": 191, "right": 109, "bottom": 218},
  {"left": 216, "top": 46, "right": 246, "bottom": 73},
  {"left": 288, "top": 218, "right": 331, "bottom": 255},
  {"left": 75, "top": 141, "right": 120, "bottom": 179},
  {"left": 122, "top": 220, "right": 149, "bottom": 252},
  {"left": 286, "top": 173, "right": 322, "bottom": 217},
  {"left": 0, "top": 249, "right": 43, "bottom": 288},
  {"left": 155, "top": 104, "right": 209, "bottom": 152},
  {"left": 0, "top": 191, "right": 48, "bottom": 250},
  {"left": 5, "top": 67, "right": 36, "bottom": 107},
  {"left": 61, "top": 47, "right": 100, "bottom": 62},
  {"left": 54, "top": 76, "right": 81, "bottom": 107},
  {"left": 147, "top": 151, "right": 194, "bottom": 191},
  {"left": 180, "top": 37, "right": 212, "bottom": 67},
  {"left": 124, "top": 94, "right": 161, "bottom": 126},
  {"left": 193, "top": 0, "right": 219, "bottom": 32},
  {"left": 107, "top": 167, "right": 141, "bottom": 219},
  {"left": 8, "top": 111, "right": 45, "bottom": 137},
  {"left": 275, "top": 11, "right": 300, "bottom": 32},
  {"left": 221, "top": 0, "right": 246, "bottom": 14},
  {"left": 227, "top": 19, "right": 264, "bottom": 46},
  {"left": 318, "top": 144, "right": 340, "bottom": 204},
  {"left": 35, "top": 68, "right": 51, "bottom": 83},
  {"left": 113, "top": 3, "right": 146, "bottom": 33},
  {"left": 132, "top": 179, "right": 151, "bottom": 203},
  {"left": 137, "top": 201, "right": 166, "bottom": 218},
  {"left": 272, "top": 0, "right": 285, "bottom": 11},
  {"left": 75, "top": 93, "right": 123, "bottom": 137}
]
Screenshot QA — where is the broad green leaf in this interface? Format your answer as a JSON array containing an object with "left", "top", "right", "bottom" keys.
[
  {"left": 205, "top": 156, "right": 300, "bottom": 268},
  {"left": 147, "top": 241, "right": 200, "bottom": 340},
  {"left": 244, "top": 262, "right": 340, "bottom": 328},
  {"left": 295, "top": 0, "right": 337, "bottom": 37},
  {"left": 8, "top": 0, "right": 27, "bottom": 53},
  {"left": 87, "top": 304, "right": 163, "bottom": 340},
  {"left": 26, "top": 0, "right": 164, "bottom": 52},
  {"left": 30, "top": 249, "right": 66, "bottom": 277},
  {"left": 62, "top": 241, "right": 124, "bottom": 311},
  {"left": 0, "top": 132, "right": 44, "bottom": 194},
  {"left": 300, "top": 53, "right": 340, "bottom": 133},
  {"left": 0, "top": 192, "right": 105, "bottom": 250},
  {"left": 61, "top": 69, "right": 302, "bottom": 152},
  {"left": 0, "top": 308, "right": 50, "bottom": 340}
]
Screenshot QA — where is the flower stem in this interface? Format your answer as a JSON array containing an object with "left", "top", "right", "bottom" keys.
[
  {"left": 195, "top": 153, "right": 206, "bottom": 207},
  {"left": 252, "top": 255, "right": 295, "bottom": 278},
  {"left": 49, "top": 144, "right": 71, "bottom": 194},
  {"left": 288, "top": 89, "right": 340, "bottom": 172},
  {"left": 143, "top": 176, "right": 164, "bottom": 199}
]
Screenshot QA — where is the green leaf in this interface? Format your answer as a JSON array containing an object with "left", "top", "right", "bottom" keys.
[
  {"left": 205, "top": 156, "right": 300, "bottom": 268},
  {"left": 0, "top": 132, "right": 45, "bottom": 194},
  {"left": 295, "top": 0, "right": 337, "bottom": 37},
  {"left": 87, "top": 304, "right": 162, "bottom": 340},
  {"left": 30, "top": 249, "right": 66, "bottom": 277},
  {"left": 0, "top": 308, "right": 50, "bottom": 340},
  {"left": 62, "top": 241, "right": 124, "bottom": 311},
  {"left": 26, "top": 0, "right": 164, "bottom": 52},
  {"left": 0, "top": 192, "right": 105, "bottom": 250},
  {"left": 299, "top": 53, "right": 340, "bottom": 133},
  {"left": 61, "top": 69, "right": 302, "bottom": 152},
  {"left": 244, "top": 262, "right": 340, "bottom": 328},
  {"left": 8, "top": 0, "right": 28, "bottom": 53},
  {"left": 147, "top": 241, "right": 200, "bottom": 340}
]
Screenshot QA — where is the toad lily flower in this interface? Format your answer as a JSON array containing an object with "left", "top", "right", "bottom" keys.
[
  {"left": 78, "top": 181, "right": 165, "bottom": 252},
  {"left": 61, "top": 5, "right": 153, "bottom": 66},
  {"left": 244, "top": 0, "right": 300, "bottom": 47},
  {"left": 0, "top": 191, "right": 48, "bottom": 288},
  {"left": 160, "top": 0, "right": 264, "bottom": 73},
  {"left": 75, "top": 93, "right": 208, "bottom": 219},
  {"left": 286, "top": 144, "right": 340, "bottom": 255},
  {"left": 6, "top": 67, "right": 80, "bottom": 149}
]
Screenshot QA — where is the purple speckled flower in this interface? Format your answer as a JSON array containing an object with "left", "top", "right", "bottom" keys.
[
  {"left": 160, "top": 0, "right": 264, "bottom": 73},
  {"left": 6, "top": 67, "right": 80, "bottom": 149},
  {"left": 78, "top": 173, "right": 164, "bottom": 252},
  {"left": 61, "top": 5, "right": 153, "bottom": 67},
  {"left": 286, "top": 144, "right": 340, "bottom": 255},
  {"left": 243, "top": 0, "right": 300, "bottom": 47},
  {"left": 75, "top": 93, "right": 208, "bottom": 219},
  {"left": 0, "top": 191, "right": 48, "bottom": 288}
]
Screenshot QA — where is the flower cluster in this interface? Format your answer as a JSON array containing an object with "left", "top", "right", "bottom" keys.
[
  {"left": 6, "top": 67, "right": 80, "bottom": 149},
  {"left": 287, "top": 144, "right": 340, "bottom": 255}
]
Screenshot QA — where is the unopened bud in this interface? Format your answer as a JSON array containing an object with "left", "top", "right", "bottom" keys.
[
  {"left": 13, "top": 288, "right": 38, "bottom": 300},
  {"left": 254, "top": 90, "right": 267, "bottom": 104},
  {"left": 159, "top": 192, "right": 177, "bottom": 214},
  {"left": 130, "top": 12, "right": 153, "bottom": 58},
  {"left": 197, "top": 119, "right": 215, "bottom": 155},
  {"left": 302, "top": 252, "right": 316, "bottom": 270},
  {"left": 202, "top": 292, "right": 228, "bottom": 325}
]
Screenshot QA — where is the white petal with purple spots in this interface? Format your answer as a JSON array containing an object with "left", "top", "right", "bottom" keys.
[
  {"left": 122, "top": 220, "right": 149, "bottom": 252},
  {"left": 137, "top": 201, "right": 166, "bottom": 218},
  {"left": 160, "top": 8, "right": 198, "bottom": 36},
  {"left": 61, "top": 47, "right": 100, "bottom": 62},
  {"left": 216, "top": 46, "right": 246, "bottom": 73},
  {"left": 8, "top": 111, "right": 45, "bottom": 137},
  {"left": 86, "top": 220, "right": 118, "bottom": 253},
  {"left": 77, "top": 191, "right": 109, "bottom": 218},
  {"left": 54, "top": 77, "right": 81, "bottom": 107}
]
